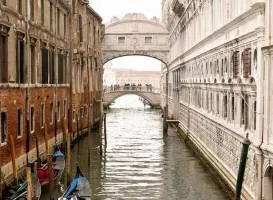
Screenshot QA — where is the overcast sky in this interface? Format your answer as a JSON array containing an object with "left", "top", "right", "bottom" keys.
[
  {"left": 90, "top": 0, "right": 162, "bottom": 71},
  {"left": 91, "top": 0, "right": 161, "bottom": 23}
]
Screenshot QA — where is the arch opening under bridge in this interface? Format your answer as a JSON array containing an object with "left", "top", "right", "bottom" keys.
[{"left": 103, "top": 89, "right": 161, "bottom": 108}]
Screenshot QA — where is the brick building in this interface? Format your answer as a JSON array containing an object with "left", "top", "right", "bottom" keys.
[{"left": 0, "top": 0, "right": 103, "bottom": 182}]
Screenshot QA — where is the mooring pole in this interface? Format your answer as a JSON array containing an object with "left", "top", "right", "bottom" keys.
[
  {"left": 66, "top": 128, "right": 71, "bottom": 187},
  {"left": 104, "top": 112, "right": 107, "bottom": 147},
  {"left": 0, "top": 167, "right": 3, "bottom": 200},
  {"left": 47, "top": 154, "right": 54, "bottom": 200},
  {"left": 235, "top": 134, "right": 251, "bottom": 200},
  {"left": 26, "top": 167, "right": 32, "bottom": 200},
  {"left": 163, "top": 106, "right": 168, "bottom": 136},
  {"left": 99, "top": 116, "right": 103, "bottom": 156}
]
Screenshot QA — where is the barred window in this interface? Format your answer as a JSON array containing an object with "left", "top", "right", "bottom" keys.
[
  {"left": 17, "top": 0, "right": 22, "bottom": 14},
  {"left": 30, "top": 106, "right": 35, "bottom": 133},
  {"left": 118, "top": 36, "right": 125, "bottom": 44},
  {"left": 145, "top": 36, "right": 152, "bottom": 44},
  {"left": 41, "top": 45, "right": 49, "bottom": 84},
  {"left": 41, "top": 0, "right": 44, "bottom": 25},
  {"left": 29, "top": 0, "right": 34, "bottom": 20},
  {"left": 17, "top": 109, "right": 23, "bottom": 137},
  {"left": 242, "top": 48, "right": 252, "bottom": 78},
  {"left": 231, "top": 95, "right": 235, "bottom": 121},
  {"left": 223, "top": 95, "right": 227, "bottom": 118},
  {"left": 0, "top": 111, "right": 7, "bottom": 144},
  {"left": 232, "top": 51, "right": 240, "bottom": 77},
  {"left": 16, "top": 33, "right": 25, "bottom": 83},
  {"left": 41, "top": 104, "right": 45, "bottom": 128},
  {"left": 0, "top": 34, "right": 8, "bottom": 83},
  {"left": 30, "top": 45, "right": 36, "bottom": 83}
]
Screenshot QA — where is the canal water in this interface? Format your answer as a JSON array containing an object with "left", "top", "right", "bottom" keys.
[{"left": 43, "top": 95, "right": 228, "bottom": 200}]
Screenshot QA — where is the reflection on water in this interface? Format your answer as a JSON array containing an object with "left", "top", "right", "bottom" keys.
[{"left": 42, "top": 95, "right": 228, "bottom": 200}]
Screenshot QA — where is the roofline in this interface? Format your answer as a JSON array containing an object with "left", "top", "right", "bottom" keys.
[
  {"left": 87, "top": 5, "right": 103, "bottom": 21},
  {"left": 105, "top": 19, "right": 167, "bottom": 30},
  {"left": 59, "top": 0, "right": 72, "bottom": 12}
]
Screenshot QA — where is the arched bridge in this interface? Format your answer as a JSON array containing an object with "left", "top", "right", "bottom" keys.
[
  {"left": 103, "top": 85, "right": 161, "bottom": 108},
  {"left": 102, "top": 13, "right": 169, "bottom": 65}
]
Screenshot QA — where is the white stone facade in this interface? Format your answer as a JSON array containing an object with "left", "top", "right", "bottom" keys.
[
  {"left": 102, "top": 13, "right": 169, "bottom": 65},
  {"left": 162, "top": 0, "right": 273, "bottom": 199}
]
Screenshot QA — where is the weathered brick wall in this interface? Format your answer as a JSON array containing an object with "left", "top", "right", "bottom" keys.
[{"left": 0, "top": 87, "right": 70, "bottom": 167}]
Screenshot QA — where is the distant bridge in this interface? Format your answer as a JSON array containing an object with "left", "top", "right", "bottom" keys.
[{"left": 103, "top": 86, "right": 161, "bottom": 108}]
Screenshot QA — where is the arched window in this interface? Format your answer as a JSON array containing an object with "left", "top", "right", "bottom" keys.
[
  {"left": 224, "top": 57, "right": 228, "bottom": 73},
  {"left": 216, "top": 93, "right": 220, "bottom": 114},
  {"left": 223, "top": 94, "right": 227, "bottom": 118},
  {"left": 211, "top": 92, "right": 213, "bottom": 113},
  {"left": 221, "top": 58, "right": 224, "bottom": 76},
  {"left": 232, "top": 51, "right": 240, "bottom": 78},
  {"left": 79, "top": 14, "right": 83, "bottom": 42},
  {"left": 231, "top": 94, "right": 235, "bottom": 121},
  {"left": 254, "top": 48, "right": 257, "bottom": 71},
  {"left": 242, "top": 48, "right": 252, "bottom": 78},
  {"left": 241, "top": 95, "right": 249, "bottom": 129}
]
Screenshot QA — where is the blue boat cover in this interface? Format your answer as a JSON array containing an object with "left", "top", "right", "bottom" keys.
[
  {"left": 53, "top": 150, "right": 65, "bottom": 158},
  {"left": 64, "top": 176, "right": 85, "bottom": 197}
]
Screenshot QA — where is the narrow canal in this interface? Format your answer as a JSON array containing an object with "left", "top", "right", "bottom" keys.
[{"left": 43, "top": 95, "right": 228, "bottom": 199}]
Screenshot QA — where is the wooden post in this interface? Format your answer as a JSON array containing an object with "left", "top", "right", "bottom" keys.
[
  {"left": 33, "top": 162, "right": 38, "bottom": 199},
  {"left": 163, "top": 106, "right": 168, "bottom": 136},
  {"left": 47, "top": 154, "right": 54, "bottom": 200},
  {"left": 66, "top": 128, "right": 71, "bottom": 187},
  {"left": 8, "top": 134, "right": 18, "bottom": 185},
  {"left": 0, "top": 168, "right": 3, "bottom": 200},
  {"left": 26, "top": 167, "right": 32, "bottom": 200},
  {"left": 44, "top": 125, "right": 49, "bottom": 155},
  {"left": 76, "top": 114, "right": 79, "bottom": 140},
  {"left": 34, "top": 131, "right": 40, "bottom": 164},
  {"left": 0, "top": 102, "right": 3, "bottom": 199},
  {"left": 99, "top": 117, "right": 103, "bottom": 156},
  {"left": 104, "top": 112, "right": 107, "bottom": 147},
  {"left": 62, "top": 119, "right": 67, "bottom": 154}
]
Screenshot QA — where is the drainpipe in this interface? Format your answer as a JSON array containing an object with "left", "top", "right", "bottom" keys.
[{"left": 235, "top": 133, "right": 251, "bottom": 200}]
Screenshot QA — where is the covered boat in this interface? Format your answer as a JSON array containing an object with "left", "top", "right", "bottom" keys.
[
  {"left": 36, "top": 148, "right": 65, "bottom": 185},
  {"left": 5, "top": 172, "right": 41, "bottom": 200},
  {"left": 58, "top": 166, "right": 91, "bottom": 200}
]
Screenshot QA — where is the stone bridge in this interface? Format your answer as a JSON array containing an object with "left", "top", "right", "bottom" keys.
[
  {"left": 102, "top": 13, "right": 169, "bottom": 65},
  {"left": 103, "top": 87, "right": 161, "bottom": 108}
]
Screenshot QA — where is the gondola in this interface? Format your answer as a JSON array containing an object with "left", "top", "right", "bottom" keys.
[
  {"left": 36, "top": 148, "right": 66, "bottom": 186},
  {"left": 5, "top": 171, "right": 41, "bottom": 200},
  {"left": 58, "top": 166, "right": 91, "bottom": 200}
]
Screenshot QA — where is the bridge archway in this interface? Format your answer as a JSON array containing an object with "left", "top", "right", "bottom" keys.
[
  {"left": 102, "top": 13, "right": 169, "bottom": 66},
  {"left": 103, "top": 53, "right": 167, "bottom": 66},
  {"left": 110, "top": 92, "right": 153, "bottom": 105},
  {"left": 103, "top": 91, "right": 161, "bottom": 108}
]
